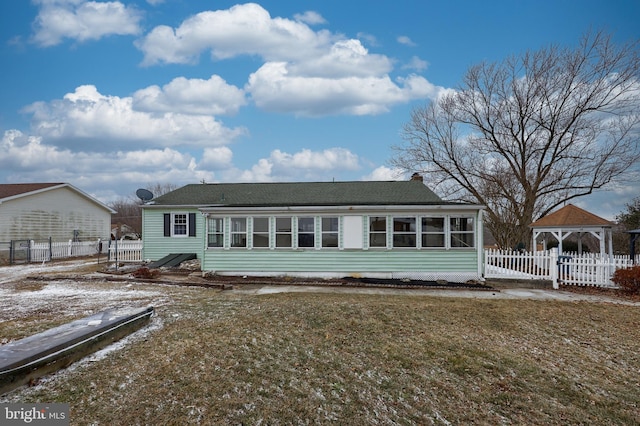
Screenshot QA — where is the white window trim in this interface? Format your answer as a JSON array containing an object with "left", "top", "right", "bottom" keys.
[
  {"left": 391, "top": 216, "right": 417, "bottom": 249},
  {"left": 449, "top": 216, "right": 476, "bottom": 249},
  {"left": 368, "top": 216, "right": 388, "bottom": 249},
  {"left": 171, "top": 213, "right": 188, "bottom": 237},
  {"left": 321, "top": 216, "right": 340, "bottom": 249},
  {"left": 275, "top": 216, "right": 293, "bottom": 249},
  {"left": 296, "top": 216, "right": 316, "bottom": 249},
  {"left": 230, "top": 217, "right": 247, "bottom": 248},
  {"left": 206, "top": 216, "right": 224, "bottom": 248},
  {"left": 420, "top": 216, "right": 446, "bottom": 249},
  {"left": 251, "top": 216, "right": 271, "bottom": 249},
  {"left": 202, "top": 213, "right": 477, "bottom": 252}
]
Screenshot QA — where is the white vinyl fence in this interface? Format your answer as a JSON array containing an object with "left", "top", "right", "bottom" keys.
[
  {"left": 107, "top": 239, "right": 143, "bottom": 263},
  {"left": 484, "top": 249, "right": 553, "bottom": 280},
  {"left": 16, "top": 238, "right": 143, "bottom": 264},
  {"left": 30, "top": 239, "right": 106, "bottom": 262},
  {"left": 484, "top": 248, "right": 638, "bottom": 289}
]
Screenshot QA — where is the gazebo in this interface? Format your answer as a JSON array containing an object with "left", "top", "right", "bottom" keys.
[{"left": 530, "top": 204, "right": 614, "bottom": 256}]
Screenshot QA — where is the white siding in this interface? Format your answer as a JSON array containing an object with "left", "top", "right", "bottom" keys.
[{"left": 0, "top": 187, "right": 112, "bottom": 241}]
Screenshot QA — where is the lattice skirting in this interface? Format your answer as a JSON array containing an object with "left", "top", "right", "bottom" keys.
[{"left": 391, "top": 272, "right": 482, "bottom": 283}]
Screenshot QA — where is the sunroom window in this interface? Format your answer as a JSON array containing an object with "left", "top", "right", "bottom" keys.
[
  {"left": 369, "top": 216, "right": 387, "bottom": 247},
  {"left": 230, "top": 217, "right": 247, "bottom": 248},
  {"left": 207, "top": 217, "right": 223, "bottom": 248},
  {"left": 421, "top": 217, "right": 445, "bottom": 248},
  {"left": 275, "top": 217, "right": 292, "bottom": 248},
  {"left": 322, "top": 217, "right": 339, "bottom": 248},
  {"left": 450, "top": 217, "right": 475, "bottom": 248},
  {"left": 298, "top": 217, "right": 315, "bottom": 248},
  {"left": 252, "top": 217, "right": 269, "bottom": 248},
  {"left": 393, "top": 217, "right": 416, "bottom": 248}
]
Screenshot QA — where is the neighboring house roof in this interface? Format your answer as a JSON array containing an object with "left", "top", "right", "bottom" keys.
[
  {"left": 0, "top": 182, "right": 116, "bottom": 214},
  {"left": 530, "top": 204, "right": 612, "bottom": 228},
  {"left": 148, "top": 181, "right": 464, "bottom": 207},
  {"left": 0, "top": 183, "right": 63, "bottom": 200}
]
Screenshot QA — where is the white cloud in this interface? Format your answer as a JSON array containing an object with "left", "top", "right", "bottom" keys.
[
  {"left": 288, "top": 39, "right": 392, "bottom": 78},
  {"left": 247, "top": 62, "right": 441, "bottom": 116},
  {"left": 0, "top": 129, "right": 71, "bottom": 171},
  {"left": 1, "top": 129, "right": 214, "bottom": 203},
  {"left": 361, "top": 166, "right": 405, "bottom": 181},
  {"left": 402, "top": 56, "right": 429, "bottom": 71},
  {"left": 135, "top": 3, "right": 441, "bottom": 116},
  {"left": 234, "top": 159, "right": 274, "bottom": 183},
  {"left": 1, "top": 129, "right": 194, "bottom": 173},
  {"left": 136, "top": 3, "right": 333, "bottom": 66},
  {"left": 219, "top": 147, "right": 361, "bottom": 182},
  {"left": 293, "top": 11, "right": 326, "bottom": 25},
  {"left": 200, "top": 146, "right": 234, "bottom": 169},
  {"left": 269, "top": 148, "right": 360, "bottom": 171},
  {"left": 357, "top": 32, "right": 378, "bottom": 47},
  {"left": 397, "top": 35, "right": 416, "bottom": 46},
  {"left": 22, "top": 85, "right": 247, "bottom": 150},
  {"left": 132, "top": 75, "right": 246, "bottom": 116},
  {"left": 2, "top": 130, "right": 408, "bottom": 202},
  {"left": 31, "top": 0, "right": 142, "bottom": 47}
]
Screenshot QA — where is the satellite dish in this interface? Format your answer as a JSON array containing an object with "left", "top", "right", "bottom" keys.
[{"left": 136, "top": 188, "right": 154, "bottom": 202}]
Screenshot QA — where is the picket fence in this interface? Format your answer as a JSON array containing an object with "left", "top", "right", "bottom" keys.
[
  {"left": 107, "top": 240, "right": 143, "bottom": 263},
  {"left": 14, "top": 238, "right": 640, "bottom": 288},
  {"left": 25, "top": 238, "right": 142, "bottom": 263},
  {"left": 484, "top": 248, "right": 638, "bottom": 288},
  {"left": 30, "top": 239, "right": 107, "bottom": 262}
]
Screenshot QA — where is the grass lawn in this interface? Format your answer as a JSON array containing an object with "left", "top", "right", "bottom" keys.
[{"left": 2, "top": 280, "right": 639, "bottom": 425}]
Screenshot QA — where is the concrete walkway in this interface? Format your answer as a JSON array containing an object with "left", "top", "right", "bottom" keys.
[{"left": 231, "top": 285, "right": 640, "bottom": 305}]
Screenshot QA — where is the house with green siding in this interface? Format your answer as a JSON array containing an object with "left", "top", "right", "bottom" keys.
[{"left": 141, "top": 177, "right": 485, "bottom": 282}]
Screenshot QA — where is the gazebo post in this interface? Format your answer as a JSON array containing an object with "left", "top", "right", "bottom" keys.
[
  {"left": 577, "top": 232, "right": 583, "bottom": 254},
  {"left": 629, "top": 230, "right": 640, "bottom": 264}
]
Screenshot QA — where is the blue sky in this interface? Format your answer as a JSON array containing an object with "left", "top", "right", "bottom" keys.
[{"left": 1, "top": 0, "right": 638, "bottom": 220}]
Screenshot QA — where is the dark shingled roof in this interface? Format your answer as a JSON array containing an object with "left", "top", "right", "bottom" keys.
[
  {"left": 0, "top": 183, "right": 63, "bottom": 200},
  {"left": 150, "top": 181, "right": 447, "bottom": 207}
]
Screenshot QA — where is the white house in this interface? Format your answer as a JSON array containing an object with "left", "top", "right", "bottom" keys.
[{"left": 0, "top": 183, "right": 115, "bottom": 242}]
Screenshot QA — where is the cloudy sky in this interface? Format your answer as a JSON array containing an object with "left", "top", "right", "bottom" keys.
[{"left": 1, "top": 0, "right": 638, "bottom": 219}]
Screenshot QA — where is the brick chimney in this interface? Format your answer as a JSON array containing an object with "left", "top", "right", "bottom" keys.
[{"left": 410, "top": 173, "right": 423, "bottom": 182}]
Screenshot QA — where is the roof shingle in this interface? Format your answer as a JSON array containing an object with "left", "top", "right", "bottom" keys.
[
  {"left": 0, "top": 183, "right": 64, "bottom": 200},
  {"left": 530, "top": 204, "right": 612, "bottom": 227},
  {"left": 149, "top": 181, "right": 449, "bottom": 207}
]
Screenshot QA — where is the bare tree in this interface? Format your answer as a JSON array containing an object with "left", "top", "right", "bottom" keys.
[
  {"left": 393, "top": 31, "right": 640, "bottom": 249},
  {"left": 146, "top": 182, "right": 178, "bottom": 199},
  {"left": 110, "top": 196, "right": 143, "bottom": 238},
  {"left": 109, "top": 183, "right": 178, "bottom": 238}
]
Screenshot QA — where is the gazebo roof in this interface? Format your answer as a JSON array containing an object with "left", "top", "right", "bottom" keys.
[{"left": 530, "top": 204, "right": 612, "bottom": 228}]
